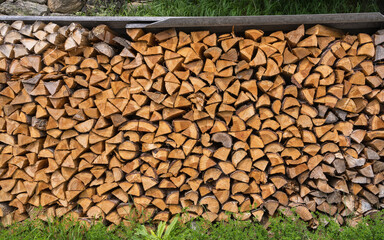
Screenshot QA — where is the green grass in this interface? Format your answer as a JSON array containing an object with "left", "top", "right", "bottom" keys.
[
  {"left": 2, "top": 210, "right": 384, "bottom": 240},
  {"left": 81, "top": 0, "right": 380, "bottom": 17}
]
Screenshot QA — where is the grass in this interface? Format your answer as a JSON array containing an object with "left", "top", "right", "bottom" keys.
[
  {"left": 80, "top": 0, "right": 381, "bottom": 17},
  {"left": 2, "top": 210, "right": 384, "bottom": 240}
]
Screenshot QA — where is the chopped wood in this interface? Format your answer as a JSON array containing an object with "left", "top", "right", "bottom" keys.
[{"left": 0, "top": 20, "right": 383, "bottom": 226}]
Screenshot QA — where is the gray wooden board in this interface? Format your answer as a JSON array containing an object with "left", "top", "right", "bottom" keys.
[{"left": 0, "top": 13, "right": 383, "bottom": 34}]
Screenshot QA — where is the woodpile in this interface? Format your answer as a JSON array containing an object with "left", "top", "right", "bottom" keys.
[{"left": 0, "top": 20, "right": 384, "bottom": 226}]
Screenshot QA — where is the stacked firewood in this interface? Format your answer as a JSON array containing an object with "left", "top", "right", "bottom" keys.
[{"left": 0, "top": 20, "right": 383, "bottom": 226}]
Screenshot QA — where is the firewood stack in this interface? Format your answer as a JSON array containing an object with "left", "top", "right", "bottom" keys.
[{"left": 0, "top": 20, "right": 384, "bottom": 226}]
